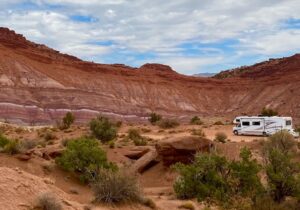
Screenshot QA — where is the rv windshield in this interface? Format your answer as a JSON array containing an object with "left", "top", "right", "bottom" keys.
[{"left": 286, "top": 120, "right": 292, "bottom": 126}]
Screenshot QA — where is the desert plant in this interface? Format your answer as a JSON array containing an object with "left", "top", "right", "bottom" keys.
[
  {"left": 173, "top": 148, "right": 263, "bottom": 204},
  {"left": 90, "top": 116, "right": 117, "bottom": 143},
  {"left": 214, "top": 121, "right": 224, "bottom": 125},
  {"left": 21, "top": 140, "right": 37, "bottom": 150},
  {"left": 260, "top": 131, "right": 300, "bottom": 203},
  {"left": 190, "top": 116, "right": 203, "bottom": 125},
  {"left": 214, "top": 132, "right": 227, "bottom": 143},
  {"left": 56, "top": 137, "right": 116, "bottom": 182},
  {"left": 157, "top": 119, "right": 179, "bottom": 129},
  {"left": 252, "top": 195, "right": 300, "bottom": 210},
  {"left": 44, "top": 131, "right": 56, "bottom": 141},
  {"left": 3, "top": 139, "right": 21, "bottom": 155},
  {"left": 265, "top": 148, "right": 300, "bottom": 202},
  {"left": 108, "top": 140, "right": 115, "bottom": 148},
  {"left": 173, "top": 152, "right": 231, "bottom": 201},
  {"left": 0, "top": 133, "right": 9, "bottom": 148},
  {"left": 127, "top": 129, "right": 147, "bottom": 146},
  {"left": 148, "top": 112, "right": 162, "bottom": 125},
  {"left": 229, "top": 147, "right": 263, "bottom": 197},
  {"left": 261, "top": 107, "right": 278, "bottom": 117},
  {"left": 61, "top": 112, "right": 75, "bottom": 130},
  {"left": 191, "top": 129, "right": 206, "bottom": 137},
  {"left": 36, "top": 192, "right": 62, "bottom": 210},
  {"left": 179, "top": 202, "right": 195, "bottom": 210},
  {"left": 92, "top": 170, "right": 142, "bottom": 204},
  {"left": 263, "top": 130, "right": 296, "bottom": 155}
]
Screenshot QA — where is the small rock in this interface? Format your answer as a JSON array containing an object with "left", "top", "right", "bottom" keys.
[{"left": 16, "top": 154, "right": 31, "bottom": 161}]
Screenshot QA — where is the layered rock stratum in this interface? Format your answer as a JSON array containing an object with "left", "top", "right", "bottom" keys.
[{"left": 0, "top": 27, "right": 300, "bottom": 124}]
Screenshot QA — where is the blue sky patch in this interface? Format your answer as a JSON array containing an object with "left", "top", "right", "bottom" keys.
[{"left": 70, "top": 15, "right": 98, "bottom": 23}]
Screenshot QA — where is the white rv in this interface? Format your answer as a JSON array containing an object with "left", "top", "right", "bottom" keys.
[{"left": 233, "top": 116, "right": 299, "bottom": 137}]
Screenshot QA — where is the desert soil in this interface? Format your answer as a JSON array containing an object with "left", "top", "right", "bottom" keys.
[{"left": 0, "top": 122, "right": 270, "bottom": 210}]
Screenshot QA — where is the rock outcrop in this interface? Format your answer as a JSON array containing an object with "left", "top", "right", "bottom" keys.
[
  {"left": 1, "top": 27, "right": 300, "bottom": 124},
  {"left": 129, "top": 148, "right": 159, "bottom": 174},
  {"left": 156, "top": 136, "right": 214, "bottom": 166}
]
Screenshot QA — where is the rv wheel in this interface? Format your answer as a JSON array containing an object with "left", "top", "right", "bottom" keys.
[
  {"left": 263, "top": 132, "right": 267, "bottom": 137},
  {"left": 234, "top": 130, "right": 239, "bottom": 136}
]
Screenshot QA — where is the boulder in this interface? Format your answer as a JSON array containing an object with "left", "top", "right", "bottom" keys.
[
  {"left": 123, "top": 147, "right": 150, "bottom": 160},
  {"left": 155, "top": 136, "right": 214, "bottom": 166},
  {"left": 129, "top": 149, "right": 159, "bottom": 174},
  {"left": 15, "top": 154, "right": 31, "bottom": 161}
]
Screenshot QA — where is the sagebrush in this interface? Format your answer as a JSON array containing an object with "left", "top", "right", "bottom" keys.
[{"left": 56, "top": 137, "right": 117, "bottom": 182}]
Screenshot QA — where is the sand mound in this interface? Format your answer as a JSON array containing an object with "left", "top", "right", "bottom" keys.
[{"left": 0, "top": 167, "right": 83, "bottom": 210}]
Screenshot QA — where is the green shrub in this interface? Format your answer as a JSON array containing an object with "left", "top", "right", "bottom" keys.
[
  {"left": 252, "top": 194, "right": 300, "bottom": 210},
  {"left": 229, "top": 148, "right": 263, "bottom": 197},
  {"left": 265, "top": 148, "right": 300, "bottom": 202},
  {"left": 127, "top": 129, "right": 147, "bottom": 146},
  {"left": 0, "top": 133, "right": 9, "bottom": 148},
  {"left": 173, "top": 152, "right": 230, "bottom": 201},
  {"left": 56, "top": 137, "right": 116, "bottom": 183},
  {"left": 92, "top": 170, "right": 142, "bottom": 204},
  {"left": 179, "top": 202, "right": 195, "bottom": 210},
  {"left": 260, "top": 131, "right": 300, "bottom": 203},
  {"left": 264, "top": 130, "right": 296, "bottom": 154},
  {"left": 3, "top": 139, "right": 21, "bottom": 155},
  {"left": 21, "top": 140, "right": 37, "bottom": 150},
  {"left": 158, "top": 119, "right": 179, "bottom": 129},
  {"left": 191, "top": 129, "right": 206, "bottom": 137},
  {"left": 90, "top": 116, "right": 117, "bottom": 143},
  {"left": 190, "top": 116, "right": 203, "bottom": 125},
  {"left": 173, "top": 148, "right": 263, "bottom": 204},
  {"left": 261, "top": 107, "right": 278, "bottom": 117},
  {"left": 214, "top": 132, "right": 227, "bottom": 143},
  {"left": 148, "top": 112, "right": 162, "bottom": 125},
  {"left": 44, "top": 131, "right": 56, "bottom": 141},
  {"left": 61, "top": 112, "right": 75, "bottom": 130},
  {"left": 37, "top": 193, "right": 62, "bottom": 210},
  {"left": 108, "top": 140, "right": 115, "bottom": 148}
]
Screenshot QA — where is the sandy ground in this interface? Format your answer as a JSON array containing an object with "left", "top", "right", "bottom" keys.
[{"left": 0, "top": 121, "right": 290, "bottom": 210}]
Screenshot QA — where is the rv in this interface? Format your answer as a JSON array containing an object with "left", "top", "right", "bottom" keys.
[{"left": 233, "top": 116, "right": 299, "bottom": 137}]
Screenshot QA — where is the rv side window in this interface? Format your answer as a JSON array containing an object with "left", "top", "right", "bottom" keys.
[
  {"left": 253, "top": 121, "right": 261, "bottom": 126},
  {"left": 286, "top": 120, "right": 292, "bottom": 126},
  {"left": 242, "top": 121, "right": 250, "bottom": 126}
]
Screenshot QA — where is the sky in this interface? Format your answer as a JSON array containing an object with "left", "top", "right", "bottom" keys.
[{"left": 1, "top": 1, "right": 300, "bottom": 75}]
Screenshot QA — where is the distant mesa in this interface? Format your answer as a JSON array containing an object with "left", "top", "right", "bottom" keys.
[
  {"left": 0, "top": 27, "right": 300, "bottom": 125},
  {"left": 139, "top": 63, "right": 177, "bottom": 73}
]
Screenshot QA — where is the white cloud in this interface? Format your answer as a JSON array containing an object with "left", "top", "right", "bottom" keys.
[
  {"left": 239, "top": 30, "right": 300, "bottom": 55},
  {"left": 155, "top": 56, "right": 225, "bottom": 75},
  {"left": 0, "top": 0, "right": 300, "bottom": 74}
]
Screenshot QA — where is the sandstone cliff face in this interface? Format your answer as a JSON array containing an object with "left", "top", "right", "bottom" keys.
[{"left": 0, "top": 27, "right": 300, "bottom": 124}]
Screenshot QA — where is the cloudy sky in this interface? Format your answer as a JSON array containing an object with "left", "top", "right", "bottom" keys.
[{"left": 1, "top": 0, "right": 300, "bottom": 74}]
